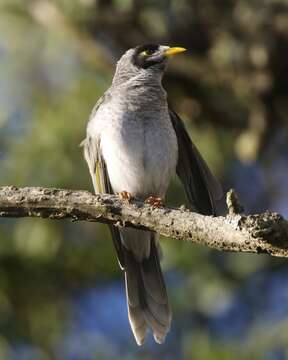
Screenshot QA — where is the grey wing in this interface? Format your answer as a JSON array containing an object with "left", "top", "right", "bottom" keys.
[
  {"left": 169, "top": 109, "right": 223, "bottom": 216},
  {"left": 82, "top": 99, "right": 125, "bottom": 267},
  {"left": 82, "top": 134, "right": 112, "bottom": 195},
  {"left": 81, "top": 95, "right": 111, "bottom": 193}
]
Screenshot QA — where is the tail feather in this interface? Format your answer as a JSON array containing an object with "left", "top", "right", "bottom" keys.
[
  {"left": 141, "top": 248, "right": 168, "bottom": 304},
  {"left": 143, "top": 307, "right": 169, "bottom": 344},
  {"left": 123, "top": 236, "right": 171, "bottom": 345},
  {"left": 145, "top": 293, "right": 171, "bottom": 327},
  {"left": 127, "top": 304, "right": 147, "bottom": 346}
]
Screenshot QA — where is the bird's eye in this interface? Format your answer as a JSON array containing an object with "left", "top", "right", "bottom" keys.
[{"left": 140, "top": 49, "right": 155, "bottom": 56}]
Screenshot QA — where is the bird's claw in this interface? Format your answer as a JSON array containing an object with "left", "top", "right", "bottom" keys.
[
  {"left": 118, "top": 191, "right": 132, "bottom": 202},
  {"left": 145, "top": 196, "right": 164, "bottom": 208}
]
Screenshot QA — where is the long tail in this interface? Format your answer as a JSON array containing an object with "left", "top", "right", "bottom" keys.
[{"left": 123, "top": 235, "right": 171, "bottom": 345}]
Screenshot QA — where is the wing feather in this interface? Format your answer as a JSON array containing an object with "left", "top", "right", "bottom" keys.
[
  {"left": 82, "top": 96, "right": 125, "bottom": 267},
  {"left": 169, "top": 109, "right": 223, "bottom": 215}
]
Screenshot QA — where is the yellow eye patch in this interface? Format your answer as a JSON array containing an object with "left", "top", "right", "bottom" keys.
[{"left": 140, "top": 49, "right": 154, "bottom": 56}]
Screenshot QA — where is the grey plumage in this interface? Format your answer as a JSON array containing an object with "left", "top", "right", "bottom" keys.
[{"left": 82, "top": 44, "right": 222, "bottom": 345}]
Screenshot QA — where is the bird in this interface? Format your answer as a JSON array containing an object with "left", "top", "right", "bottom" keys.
[{"left": 82, "top": 44, "right": 222, "bottom": 345}]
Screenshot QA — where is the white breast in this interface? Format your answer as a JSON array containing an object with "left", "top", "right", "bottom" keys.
[{"left": 88, "top": 97, "right": 178, "bottom": 199}]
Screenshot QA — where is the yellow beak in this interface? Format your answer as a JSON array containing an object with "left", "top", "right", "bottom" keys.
[{"left": 164, "top": 47, "right": 187, "bottom": 57}]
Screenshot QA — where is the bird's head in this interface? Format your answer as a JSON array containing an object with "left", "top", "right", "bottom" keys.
[
  {"left": 113, "top": 44, "right": 186, "bottom": 85},
  {"left": 132, "top": 44, "right": 186, "bottom": 70}
]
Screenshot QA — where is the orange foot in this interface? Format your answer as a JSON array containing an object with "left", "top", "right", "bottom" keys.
[
  {"left": 145, "top": 196, "right": 164, "bottom": 208},
  {"left": 118, "top": 191, "right": 132, "bottom": 202}
]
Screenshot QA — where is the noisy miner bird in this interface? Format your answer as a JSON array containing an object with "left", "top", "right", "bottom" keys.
[{"left": 82, "top": 44, "right": 222, "bottom": 345}]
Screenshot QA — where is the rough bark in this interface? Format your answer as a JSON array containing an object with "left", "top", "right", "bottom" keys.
[{"left": 0, "top": 186, "right": 288, "bottom": 257}]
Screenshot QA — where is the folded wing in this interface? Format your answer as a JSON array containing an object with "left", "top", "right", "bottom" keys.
[{"left": 169, "top": 109, "right": 223, "bottom": 215}]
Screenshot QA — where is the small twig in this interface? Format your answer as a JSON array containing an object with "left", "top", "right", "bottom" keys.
[{"left": 226, "top": 188, "right": 245, "bottom": 215}]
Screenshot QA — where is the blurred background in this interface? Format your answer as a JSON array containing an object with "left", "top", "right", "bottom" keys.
[{"left": 0, "top": 0, "right": 288, "bottom": 359}]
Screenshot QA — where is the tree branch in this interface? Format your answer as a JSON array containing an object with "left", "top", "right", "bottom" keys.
[{"left": 0, "top": 186, "right": 288, "bottom": 257}]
